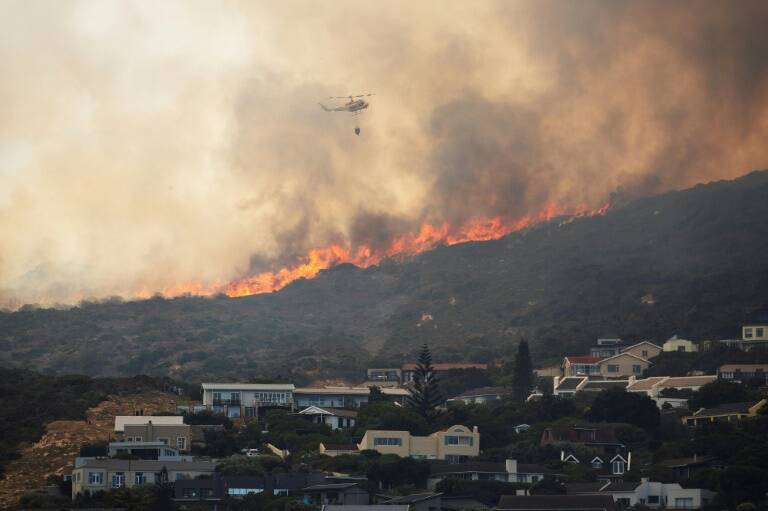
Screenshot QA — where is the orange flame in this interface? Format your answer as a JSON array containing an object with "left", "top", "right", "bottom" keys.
[{"left": 221, "top": 203, "right": 609, "bottom": 298}]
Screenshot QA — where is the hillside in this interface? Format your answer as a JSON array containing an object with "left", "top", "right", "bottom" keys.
[
  {"left": 0, "top": 391, "right": 193, "bottom": 508},
  {"left": 2, "top": 171, "right": 768, "bottom": 380}
]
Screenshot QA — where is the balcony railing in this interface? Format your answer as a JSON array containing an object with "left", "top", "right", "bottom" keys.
[{"left": 212, "top": 399, "right": 241, "bottom": 406}]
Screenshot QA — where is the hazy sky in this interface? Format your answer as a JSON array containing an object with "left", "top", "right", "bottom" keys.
[{"left": 2, "top": 0, "right": 768, "bottom": 306}]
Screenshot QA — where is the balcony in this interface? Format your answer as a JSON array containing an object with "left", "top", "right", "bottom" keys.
[{"left": 212, "top": 399, "right": 241, "bottom": 406}]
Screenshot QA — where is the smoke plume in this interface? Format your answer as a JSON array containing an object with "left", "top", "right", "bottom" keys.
[{"left": 1, "top": 0, "right": 768, "bottom": 305}]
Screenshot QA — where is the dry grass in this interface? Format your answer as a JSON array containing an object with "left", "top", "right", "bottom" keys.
[{"left": 0, "top": 391, "right": 197, "bottom": 508}]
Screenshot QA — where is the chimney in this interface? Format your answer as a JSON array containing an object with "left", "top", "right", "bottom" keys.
[
  {"left": 473, "top": 425, "right": 479, "bottom": 435},
  {"left": 506, "top": 459, "right": 518, "bottom": 475}
]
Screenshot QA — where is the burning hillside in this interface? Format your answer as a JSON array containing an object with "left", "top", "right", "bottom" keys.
[{"left": 220, "top": 203, "right": 609, "bottom": 298}]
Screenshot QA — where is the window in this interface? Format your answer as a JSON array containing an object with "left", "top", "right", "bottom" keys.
[
  {"left": 445, "top": 455, "right": 468, "bottom": 464},
  {"left": 531, "top": 475, "right": 539, "bottom": 483},
  {"left": 245, "top": 407, "right": 257, "bottom": 418},
  {"left": 135, "top": 472, "right": 145, "bottom": 485},
  {"left": 230, "top": 392, "right": 241, "bottom": 403},
  {"left": 745, "top": 327, "right": 754, "bottom": 338},
  {"left": 591, "top": 460, "right": 603, "bottom": 469},
  {"left": 158, "top": 437, "right": 169, "bottom": 445},
  {"left": 648, "top": 495, "right": 660, "bottom": 504},
  {"left": 134, "top": 436, "right": 142, "bottom": 442},
  {"left": 757, "top": 327, "right": 765, "bottom": 338},
  {"left": 612, "top": 461, "right": 625, "bottom": 474},
  {"left": 177, "top": 437, "right": 187, "bottom": 450},
  {"left": 617, "top": 498, "right": 631, "bottom": 507},
  {"left": 607, "top": 365, "right": 619, "bottom": 373},
  {"left": 633, "top": 365, "right": 642, "bottom": 374},
  {"left": 274, "top": 489, "right": 289, "bottom": 496},
  {"left": 373, "top": 437, "right": 402, "bottom": 446},
  {"left": 125, "top": 436, "right": 133, "bottom": 442},
  {"left": 212, "top": 391, "right": 222, "bottom": 402},
  {"left": 182, "top": 488, "right": 199, "bottom": 499},
  {"left": 444, "top": 435, "right": 474, "bottom": 446},
  {"left": 675, "top": 498, "right": 694, "bottom": 508},
  {"left": 228, "top": 488, "right": 263, "bottom": 496},
  {"left": 677, "top": 346, "right": 686, "bottom": 352},
  {"left": 642, "top": 350, "right": 648, "bottom": 358},
  {"left": 111, "top": 472, "right": 124, "bottom": 488},
  {"left": 227, "top": 407, "right": 241, "bottom": 418},
  {"left": 88, "top": 472, "right": 103, "bottom": 485}
]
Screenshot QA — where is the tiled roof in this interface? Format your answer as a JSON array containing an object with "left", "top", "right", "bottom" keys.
[
  {"left": 497, "top": 495, "right": 616, "bottom": 511},
  {"left": 566, "top": 482, "right": 607, "bottom": 494},
  {"left": 627, "top": 377, "right": 668, "bottom": 391},
  {"left": 543, "top": 426, "right": 621, "bottom": 444},
  {"left": 720, "top": 364, "right": 768, "bottom": 372},
  {"left": 581, "top": 380, "right": 629, "bottom": 391},
  {"left": 556, "top": 377, "right": 587, "bottom": 390},
  {"left": 565, "top": 357, "right": 603, "bottom": 364},
  {"left": 601, "top": 481, "right": 640, "bottom": 492},
  {"left": 662, "top": 375, "right": 716, "bottom": 387},
  {"left": 692, "top": 401, "right": 756, "bottom": 417},
  {"left": 321, "top": 443, "right": 359, "bottom": 451},
  {"left": 658, "top": 455, "right": 718, "bottom": 468}
]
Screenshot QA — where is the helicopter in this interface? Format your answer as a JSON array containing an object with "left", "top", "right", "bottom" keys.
[{"left": 319, "top": 93, "right": 374, "bottom": 135}]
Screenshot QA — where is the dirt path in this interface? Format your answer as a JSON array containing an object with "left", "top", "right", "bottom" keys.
[{"left": 0, "top": 391, "right": 197, "bottom": 509}]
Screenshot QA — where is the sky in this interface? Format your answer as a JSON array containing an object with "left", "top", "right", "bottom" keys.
[{"left": 1, "top": 0, "right": 768, "bottom": 306}]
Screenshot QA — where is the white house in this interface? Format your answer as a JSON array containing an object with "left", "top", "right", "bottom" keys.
[
  {"left": 201, "top": 383, "right": 296, "bottom": 418},
  {"left": 603, "top": 478, "right": 716, "bottom": 509},
  {"left": 297, "top": 406, "right": 357, "bottom": 430}
]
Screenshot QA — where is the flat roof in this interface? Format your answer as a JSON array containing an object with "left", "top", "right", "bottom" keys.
[
  {"left": 294, "top": 386, "right": 409, "bottom": 396},
  {"left": 201, "top": 383, "right": 295, "bottom": 391},
  {"left": 114, "top": 415, "right": 184, "bottom": 432}
]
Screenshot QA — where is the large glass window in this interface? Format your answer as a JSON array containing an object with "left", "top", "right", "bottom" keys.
[
  {"left": 111, "top": 472, "right": 124, "bottom": 488},
  {"left": 675, "top": 498, "right": 693, "bottom": 508},
  {"left": 135, "top": 472, "right": 145, "bottom": 485},
  {"left": 745, "top": 327, "right": 754, "bottom": 338},
  {"left": 647, "top": 496, "right": 659, "bottom": 504},
  {"left": 607, "top": 365, "right": 619, "bottom": 373},
  {"left": 88, "top": 472, "right": 103, "bottom": 485},
  {"left": 228, "top": 488, "right": 263, "bottom": 496},
  {"left": 444, "top": 435, "right": 474, "bottom": 446},
  {"left": 228, "top": 407, "right": 241, "bottom": 418},
  {"left": 633, "top": 365, "right": 642, "bottom": 374},
  {"left": 373, "top": 437, "right": 402, "bottom": 446}
]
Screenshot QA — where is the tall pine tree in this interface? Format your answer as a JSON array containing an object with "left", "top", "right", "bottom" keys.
[
  {"left": 512, "top": 339, "right": 535, "bottom": 402},
  {"left": 406, "top": 344, "right": 443, "bottom": 424}
]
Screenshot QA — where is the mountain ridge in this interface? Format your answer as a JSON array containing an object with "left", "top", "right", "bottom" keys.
[{"left": 2, "top": 170, "right": 767, "bottom": 381}]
